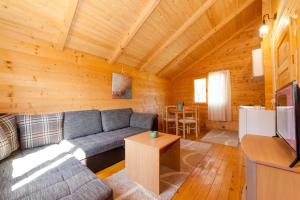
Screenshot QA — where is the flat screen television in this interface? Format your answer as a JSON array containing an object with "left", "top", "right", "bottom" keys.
[{"left": 276, "top": 80, "right": 300, "bottom": 167}]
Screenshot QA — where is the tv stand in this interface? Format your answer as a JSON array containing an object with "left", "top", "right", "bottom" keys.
[
  {"left": 241, "top": 135, "right": 300, "bottom": 200},
  {"left": 290, "top": 157, "right": 300, "bottom": 168}
]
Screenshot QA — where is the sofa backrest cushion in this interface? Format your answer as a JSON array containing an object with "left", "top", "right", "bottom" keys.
[
  {"left": 101, "top": 108, "right": 133, "bottom": 132},
  {"left": 0, "top": 114, "right": 19, "bottom": 152},
  {"left": 64, "top": 110, "right": 102, "bottom": 140},
  {"left": 130, "top": 112, "right": 157, "bottom": 130},
  {"left": 17, "top": 113, "right": 63, "bottom": 149}
]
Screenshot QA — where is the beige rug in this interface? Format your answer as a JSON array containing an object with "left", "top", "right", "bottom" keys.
[
  {"left": 200, "top": 129, "right": 239, "bottom": 147},
  {"left": 104, "top": 139, "right": 211, "bottom": 200}
]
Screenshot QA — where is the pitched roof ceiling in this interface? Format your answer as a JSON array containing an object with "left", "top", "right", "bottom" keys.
[{"left": 0, "top": 0, "right": 262, "bottom": 78}]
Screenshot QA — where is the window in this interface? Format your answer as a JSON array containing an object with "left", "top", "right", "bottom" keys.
[{"left": 194, "top": 78, "right": 206, "bottom": 103}]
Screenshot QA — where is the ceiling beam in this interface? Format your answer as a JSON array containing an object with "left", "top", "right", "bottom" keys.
[
  {"left": 171, "top": 18, "right": 261, "bottom": 81},
  {"left": 108, "top": 0, "right": 160, "bottom": 64},
  {"left": 157, "top": 0, "right": 257, "bottom": 76},
  {"left": 138, "top": 0, "right": 217, "bottom": 71},
  {"left": 55, "top": 0, "right": 79, "bottom": 50}
]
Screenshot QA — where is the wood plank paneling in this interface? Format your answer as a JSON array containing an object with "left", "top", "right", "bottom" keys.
[
  {"left": 108, "top": 0, "right": 160, "bottom": 64},
  {"left": 138, "top": 0, "right": 217, "bottom": 71},
  {"left": 0, "top": 0, "right": 262, "bottom": 77},
  {"left": 171, "top": 21, "right": 265, "bottom": 131},
  {"left": 261, "top": 0, "right": 274, "bottom": 109},
  {"left": 157, "top": 0, "right": 261, "bottom": 77},
  {"left": 0, "top": 32, "right": 171, "bottom": 126},
  {"left": 159, "top": 1, "right": 262, "bottom": 79},
  {"left": 262, "top": 0, "right": 300, "bottom": 108}
]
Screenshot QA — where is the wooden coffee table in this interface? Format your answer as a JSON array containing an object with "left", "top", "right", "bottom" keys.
[{"left": 124, "top": 132, "right": 181, "bottom": 195}]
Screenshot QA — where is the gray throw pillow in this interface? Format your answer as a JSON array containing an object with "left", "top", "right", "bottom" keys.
[
  {"left": 0, "top": 114, "right": 19, "bottom": 152},
  {"left": 0, "top": 126, "right": 12, "bottom": 161},
  {"left": 17, "top": 113, "right": 63, "bottom": 149}
]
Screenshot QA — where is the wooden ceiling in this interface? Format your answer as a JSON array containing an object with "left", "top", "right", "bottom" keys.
[{"left": 0, "top": 0, "right": 262, "bottom": 78}]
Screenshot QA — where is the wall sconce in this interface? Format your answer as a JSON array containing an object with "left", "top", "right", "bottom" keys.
[{"left": 259, "top": 13, "right": 277, "bottom": 38}]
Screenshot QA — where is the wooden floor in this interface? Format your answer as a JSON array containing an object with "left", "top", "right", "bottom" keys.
[{"left": 96, "top": 130, "right": 245, "bottom": 200}]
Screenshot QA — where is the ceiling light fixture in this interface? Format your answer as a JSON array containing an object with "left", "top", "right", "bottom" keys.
[{"left": 259, "top": 13, "right": 277, "bottom": 38}]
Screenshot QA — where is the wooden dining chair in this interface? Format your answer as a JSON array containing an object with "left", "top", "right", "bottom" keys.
[
  {"left": 177, "top": 106, "right": 198, "bottom": 139},
  {"left": 193, "top": 104, "right": 201, "bottom": 135},
  {"left": 162, "top": 105, "right": 177, "bottom": 133}
]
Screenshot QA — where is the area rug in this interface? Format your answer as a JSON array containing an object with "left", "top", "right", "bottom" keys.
[
  {"left": 104, "top": 139, "right": 211, "bottom": 200},
  {"left": 200, "top": 129, "right": 239, "bottom": 147}
]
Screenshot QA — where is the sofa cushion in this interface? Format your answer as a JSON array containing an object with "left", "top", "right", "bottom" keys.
[
  {"left": 64, "top": 110, "right": 102, "bottom": 140},
  {"left": 0, "top": 126, "right": 12, "bottom": 161},
  {"left": 0, "top": 144, "right": 112, "bottom": 200},
  {"left": 101, "top": 108, "right": 133, "bottom": 132},
  {"left": 0, "top": 114, "right": 19, "bottom": 152},
  {"left": 17, "top": 113, "right": 63, "bottom": 149},
  {"left": 63, "top": 127, "right": 146, "bottom": 160},
  {"left": 130, "top": 112, "right": 157, "bottom": 130}
]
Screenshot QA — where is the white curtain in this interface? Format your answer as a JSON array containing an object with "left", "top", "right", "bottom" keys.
[{"left": 208, "top": 70, "right": 231, "bottom": 121}]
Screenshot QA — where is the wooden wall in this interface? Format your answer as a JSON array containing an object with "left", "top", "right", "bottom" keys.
[
  {"left": 262, "top": 0, "right": 275, "bottom": 109},
  {"left": 0, "top": 34, "right": 171, "bottom": 119},
  {"left": 261, "top": 0, "right": 300, "bottom": 109},
  {"left": 171, "top": 21, "right": 265, "bottom": 131},
  {"left": 272, "top": 0, "right": 299, "bottom": 89}
]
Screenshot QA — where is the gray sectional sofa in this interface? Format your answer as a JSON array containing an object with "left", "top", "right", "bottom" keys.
[{"left": 0, "top": 108, "right": 158, "bottom": 200}]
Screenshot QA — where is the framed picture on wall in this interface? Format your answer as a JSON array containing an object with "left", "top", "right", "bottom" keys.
[{"left": 112, "top": 73, "right": 132, "bottom": 99}]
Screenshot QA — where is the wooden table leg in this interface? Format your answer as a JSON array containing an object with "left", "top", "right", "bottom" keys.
[
  {"left": 175, "top": 113, "right": 178, "bottom": 136},
  {"left": 166, "top": 119, "right": 168, "bottom": 133},
  {"left": 183, "top": 122, "right": 186, "bottom": 139}
]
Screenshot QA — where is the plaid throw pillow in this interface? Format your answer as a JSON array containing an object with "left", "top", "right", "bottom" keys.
[
  {"left": 0, "top": 126, "right": 12, "bottom": 161},
  {"left": 17, "top": 113, "right": 63, "bottom": 149},
  {"left": 0, "top": 114, "right": 19, "bottom": 152}
]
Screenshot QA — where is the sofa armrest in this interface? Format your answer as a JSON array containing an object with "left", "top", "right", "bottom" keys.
[{"left": 130, "top": 112, "right": 158, "bottom": 131}]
